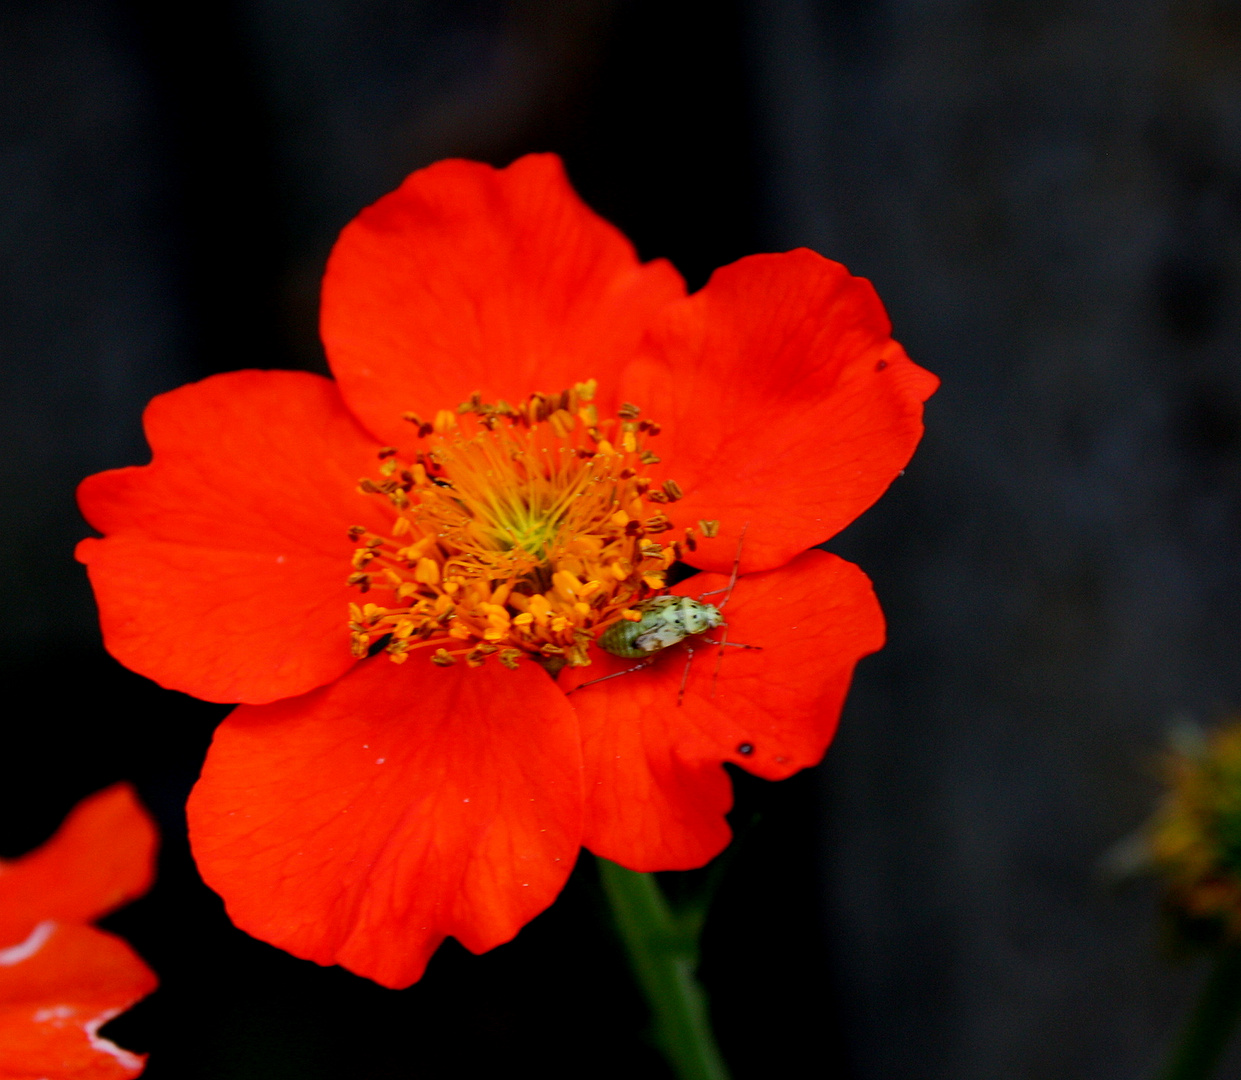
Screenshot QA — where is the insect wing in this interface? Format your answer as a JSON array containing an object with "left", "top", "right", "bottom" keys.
[{"left": 632, "top": 621, "right": 689, "bottom": 653}]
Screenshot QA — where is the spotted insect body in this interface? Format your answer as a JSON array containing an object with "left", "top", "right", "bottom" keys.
[
  {"left": 598, "top": 595, "right": 723, "bottom": 659},
  {"left": 570, "top": 524, "right": 753, "bottom": 703}
]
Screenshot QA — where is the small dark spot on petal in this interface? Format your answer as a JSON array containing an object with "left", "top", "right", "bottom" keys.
[
  {"left": 875, "top": 359, "right": 888, "bottom": 371},
  {"left": 737, "top": 742, "right": 754, "bottom": 756}
]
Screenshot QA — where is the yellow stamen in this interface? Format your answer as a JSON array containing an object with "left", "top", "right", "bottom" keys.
[{"left": 343, "top": 383, "right": 721, "bottom": 670}]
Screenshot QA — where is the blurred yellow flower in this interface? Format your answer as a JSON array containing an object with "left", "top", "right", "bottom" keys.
[{"left": 1152, "top": 719, "right": 1241, "bottom": 941}]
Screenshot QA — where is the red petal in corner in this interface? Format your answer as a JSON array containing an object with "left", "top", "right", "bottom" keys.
[
  {"left": 76, "top": 370, "right": 394, "bottom": 704},
  {"left": 562, "top": 550, "right": 884, "bottom": 871},
  {"left": 187, "top": 656, "right": 583, "bottom": 988},
  {"left": 622, "top": 250, "right": 939, "bottom": 575},
  {"left": 321, "top": 154, "right": 686, "bottom": 445},
  {"left": 0, "top": 922, "right": 157, "bottom": 1080},
  {"left": 0, "top": 786, "right": 156, "bottom": 950}
]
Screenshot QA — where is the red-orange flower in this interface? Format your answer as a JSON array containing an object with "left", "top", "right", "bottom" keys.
[
  {"left": 76, "top": 154, "right": 937, "bottom": 988},
  {"left": 0, "top": 785, "right": 158, "bottom": 1080}
]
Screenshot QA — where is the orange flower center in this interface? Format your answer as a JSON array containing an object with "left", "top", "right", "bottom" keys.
[{"left": 345, "top": 380, "right": 717, "bottom": 672}]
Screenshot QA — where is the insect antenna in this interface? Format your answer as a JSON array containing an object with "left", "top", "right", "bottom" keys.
[
  {"left": 710, "top": 523, "right": 748, "bottom": 697},
  {"left": 716, "top": 522, "right": 746, "bottom": 613},
  {"left": 695, "top": 523, "right": 747, "bottom": 603}
]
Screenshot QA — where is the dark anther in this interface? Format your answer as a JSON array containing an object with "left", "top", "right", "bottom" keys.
[
  {"left": 367, "top": 633, "right": 393, "bottom": 657},
  {"left": 737, "top": 742, "right": 754, "bottom": 756},
  {"left": 875, "top": 359, "right": 888, "bottom": 371}
]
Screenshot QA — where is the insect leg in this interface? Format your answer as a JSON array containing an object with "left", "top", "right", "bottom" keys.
[
  {"left": 675, "top": 640, "right": 760, "bottom": 707},
  {"left": 709, "top": 638, "right": 765, "bottom": 698},
  {"left": 681, "top": 638, "right": 762, "bottom": 705},
  {"left": 678, "top": 642, "right": 696, "bottom": 708},
  {"left": 565, "top": 658, "right": 656, "bottom": 695}
]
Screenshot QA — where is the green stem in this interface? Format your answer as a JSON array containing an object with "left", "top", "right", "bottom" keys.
[
  {"left": 597, "top": 857, "right": 731, "bottom": 1080},
  {"left": 1159, "top": 946, "right": 1241, "bottom": 1080}
]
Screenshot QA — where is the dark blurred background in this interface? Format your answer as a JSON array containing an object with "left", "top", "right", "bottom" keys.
[{"left": 2, "top": 0, "right": 1241, "bottom": 1076}]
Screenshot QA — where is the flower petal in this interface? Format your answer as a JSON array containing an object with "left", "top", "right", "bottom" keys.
[
  {"left": 76, "top": 370, "right": 393, "bottom": 704},
  {"left": 622, "top": 249, "right": 939, "bottom": 574},
  {"left": 0, "top": 922, "right": 156, "bottom": 1080},
  {"left": 187, "top": 656, "right": 583, "bottom": 988},
  {"left": 0, "top": 786, "right": 156, "bottom": 949},
  {"left": 562, "top": 550, "right": 883, "bottom": 870},
  {"left": 321, "top": 154, "right": 686, "bottom": 445}
]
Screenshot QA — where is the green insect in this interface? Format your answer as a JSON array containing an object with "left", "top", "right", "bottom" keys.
[
  {"left": 597, "top": 595, "right": 724, "bottom": 658},
  {"left": 572, "top": 526, "right": 758, "bottom": 704}
]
